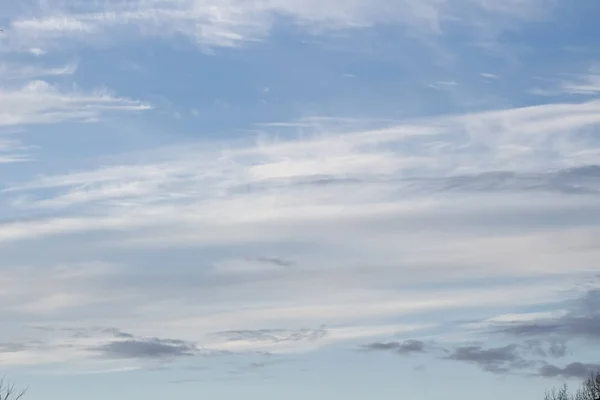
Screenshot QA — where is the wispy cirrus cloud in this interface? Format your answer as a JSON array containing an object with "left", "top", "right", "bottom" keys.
[
  {"left": 2, "top": 99, "right": 599, "bottom": 246},
  {"left": 0, "top": 138, "right": 32, "bottom": 163},
  {"left": 0, "top": 0, "right": 598, "bottom": 396},
  {"left": 0, "top": 61, "right": 78, "bottom": 81},
  {"left": 0, "top": 55, "right": 147, "bottom": 132},
  {"left": 531, "top": 64, "right": 600, "bottom": 97},
  {"left": 214, "top": 326, "right": 327, "bottom": 344},
  {"left": 0, "top": 80, "right": 149, "bottom": 127},
  {"left": 1, "top": 62, "right": 599, "bottom": 377},
  {"left": 0, "top": 0, "right": 557, "bottom": 52}
]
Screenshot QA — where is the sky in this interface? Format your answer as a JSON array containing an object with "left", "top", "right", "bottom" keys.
[{"left": 0, "top": 0, "right": 600, "bottom": 399}]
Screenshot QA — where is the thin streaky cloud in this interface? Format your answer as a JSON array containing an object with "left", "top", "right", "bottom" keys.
[
  {"left": 0, "top": 61, "right": 78, "bottom": 80},
  {"left": 0, "top": 80, "right": 150, "bottom": 127},
  {"left": 1, "top": 0, "right": 557, "bottom": 52},
  {"left": 0, "top": 0, "right": 599, "bottom": 397},
  {"left": 538, "top": 362, "right": 600, "bottom": 379}
]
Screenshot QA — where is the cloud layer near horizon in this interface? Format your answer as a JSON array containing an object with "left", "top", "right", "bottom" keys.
[{"left": 1, "top": 101, "right": 599, "bottom": 373}]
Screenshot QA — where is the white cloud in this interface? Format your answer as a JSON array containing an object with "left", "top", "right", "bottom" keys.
[
  {"left": 0, "top": 0, "right": 594, "bottom": 379},
  {"left": 530, "top": 64, "right": 600, "bottom": 97},
  {"left": 0, "top": 103, "right": 598, "bottom": 301},
  {"left": 460, "top": 310, "right": 571, "bottom": 333},
  {"left": 560, "top": 66, "right": 600, "bottom": 95},
  {"left": 0, "top": 155, "right": 30, "bottom": 163},
  {"left": 0, "top": 100, "right": 597, "bottom": 253},
  {"left": 14, "top": 15, "right": 93, "bottom": 33},
  {"left": 480, "top": 72, "right": 499, "bottom": 79},
  {"left": 0, "top": 138, "right": 33, "bottom": 163},
  {"left": 428, "top": 80, "right": 459, "bottom": 89},
  {"left": 28, "top": 48, "right": 46, "bottom": 56},
  {"left": 6, "top": 98, "right": 599, "bottom": 208},
  {"left": 206, "top": 324, "right": 427, "bottom": 355},
  {"left": 1, "top": 0, "right": 558, "bottom": 51},
  {"left": 0, "top": 61, "right": 78, "bottom": 80},
  {"left": 0, "top": 260, "right": 579, "bottom": 368},
  {"left": 0, "top": 52, "right": 143, "bottom": 132},
  {"left": 0, "top": 80, "right": 150, "bottom": 127},
  {"left": 1, "top": 97, "right": 599, "bottom": 369}
]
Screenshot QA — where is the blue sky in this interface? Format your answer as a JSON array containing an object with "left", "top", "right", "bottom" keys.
[{"left": 1, "top": 1, "right": 600, "bottom": 399}]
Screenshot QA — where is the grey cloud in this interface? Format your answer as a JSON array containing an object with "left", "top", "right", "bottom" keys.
[
  {"left": 215, "top": 325, "right": 327, "bottom": 343},
  {"left": 101, "top": 328, "right": 135, "bottom": 339},
  {"left": 81, "top": 328, "right": 201, "bottom": 361},
  {"left": 170, "top": 377, "right": 207, "bottom": 384},
  {"left": 547, "top": 341, "right": 568, "bottom": 358},
  {"left": 22, "top": 324, "right": 285, "bottom": 364},
  {"left": 363, "top": 342, "right": 403, "bottom": 350},
  {"left": 26, "top": 325, "right": 56, "bottom": 332},
  {"left": 0, "top": 339, "right": 62, "bottom": 354},
  {"left": 0, "top": 342, "right": 28, "bottom": 353},
  {"left": 493, "top": 289, "right": 600, "bottom": 341},
  {"left": 415, "top": 165, "right": 600, "bottom": 195},
  {"left": 228, "top": 165, "right": 600, "bottom": 196},
  {"left": 538, "top": 362, "right": 600, "bottom": 379},
  {"left": 447, "top": 344, "right": 535, "bottom": 373},
  {"left": 522, "top": 339, "right": 568, "bottom": 358},
  {"left": 255, "top": 256, "right": 296, "bottom": 268},
  {"left": 29, "top": 326, "right": 137, "bottom": 339},
  {"left": 362, "top": 339, "right": 427, "bottom": 355},
  {"left": 227, "top": 176, "right": 362, "bottom": 195},
  {"left": 91, "top": 337, "right": 199, "bottom": 360},
  {"left": 230, "top": 357, "right": 296, "bottom": 375},
  {"left": 360, "top": 339, "right": 554, "bottom": 375}
]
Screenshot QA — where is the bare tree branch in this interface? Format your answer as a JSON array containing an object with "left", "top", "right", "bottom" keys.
[
  {"left": 545, "top": 384, "right": 571, "bottom": 400},
  {"left": 0, "top": 379, "right": 27, "bottom": 400},
  {"left": 577, "top": 372, "right": 600, "bottom": 400},
  {"left": 544, "top": 372, "right": 600, "bottom": 400}
]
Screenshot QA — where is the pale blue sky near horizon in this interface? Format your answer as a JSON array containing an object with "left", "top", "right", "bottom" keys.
[{"left": 1, "top": 1, "right": 600, "bottom": 399}]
